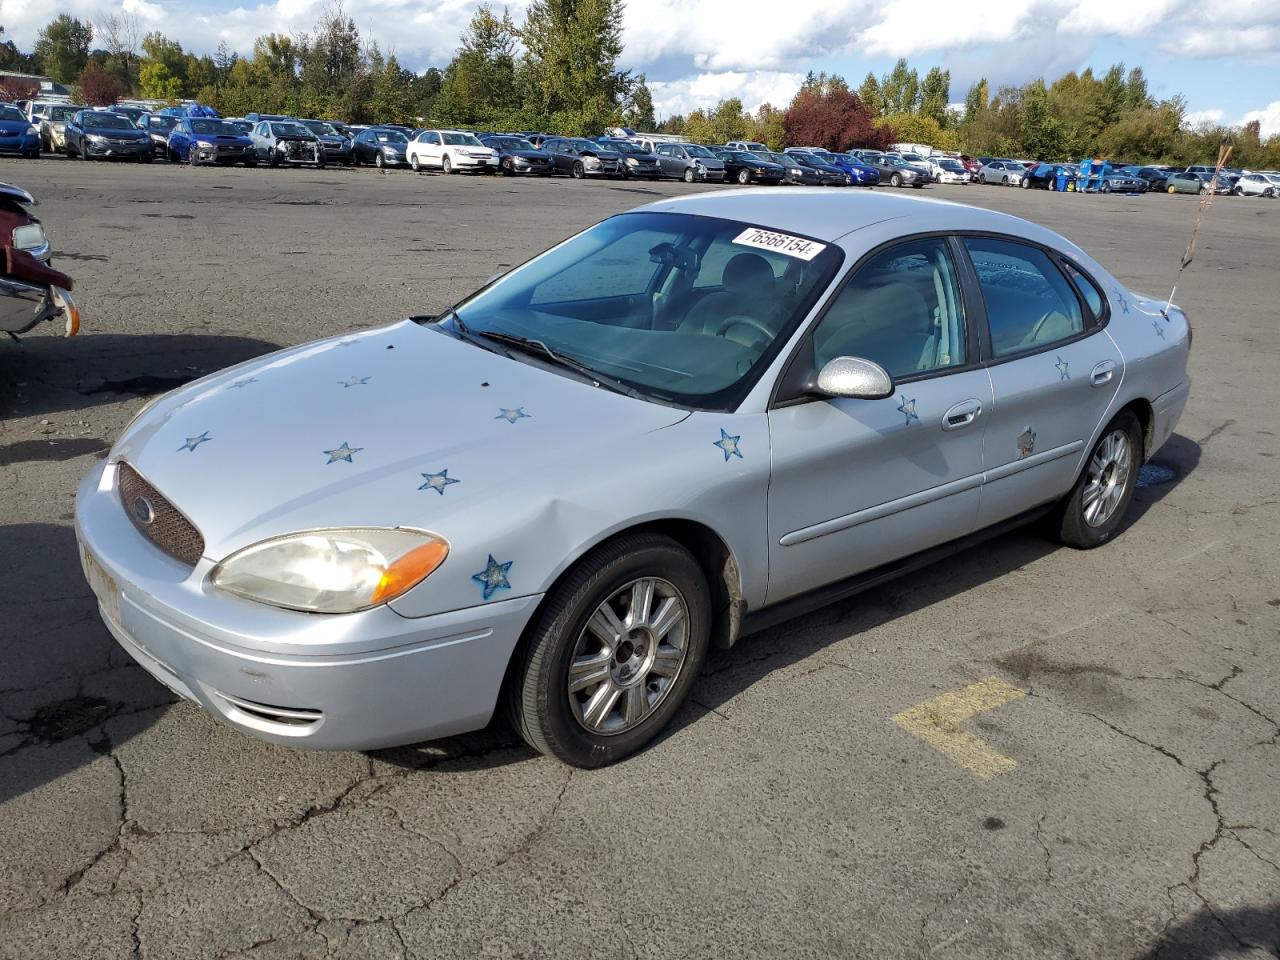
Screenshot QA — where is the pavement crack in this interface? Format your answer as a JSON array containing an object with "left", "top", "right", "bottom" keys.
[
  {"left": 1033, "top": 812, "right": 1055, "bottom": 884},
  {"left": 1196, "top": 419, "right": 1235, "bottom": 446},
  {"left": 247, "top": 848, "right": 330, "bottom": 926},
  {"left": 1187, "top": 760, "right": 1226, "bottom": 887}
]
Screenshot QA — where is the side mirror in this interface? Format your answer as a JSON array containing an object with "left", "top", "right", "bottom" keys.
[{"left": 813, "top": 356, "right": 894, "bottom": 400}]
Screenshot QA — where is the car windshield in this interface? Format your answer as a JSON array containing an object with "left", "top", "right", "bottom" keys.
[
  {"left": 48, "top": 106, "right": 79, "bottom": 121},
  {"left": 151, "top": 116, "right": 179, "bottom": 131},
  {"left": 1005, "top": 162, "right": 1027, "bottom": 170},
  {"left": 191, "top": 120, "right": 236, "bottom": 135},
  {"left": 495, "top": 137, "right": 535, "bottom": 150},
  {"left": 0, "top": 106, "right": 25, "bottom": 122},
  {"left": 570, "top": 138, "right": 607, "bottom": 151},
  {"left": 729, "top": 152, "right": 763, "bottom": 162},
  {"left": 810, "top": 152, "right": 837, "bottom": 163},
  {"left": 609, "top": 141, "right": 645, "bottom": 154},
  {"left": 685, "top": 145, "right": 715, "bottom": 158},
  {"left": 443, "top": 132, "right": 482, "bottom": 146},
  {"left": 940, "top": 159, "right": 964, "bottom": 170},
  {"left": 301, "top": 121, "right": 331, "bottom": 135},
  {"left": 446, "top": 211, "right": 843, "bottom": 409},
  {"left": 376, "top": 131, "right": 407, "bottom": 144},
  {"left": 271, "top": 123, "right": 312, "bottom": 137},
  {"left": 86, "top": 112, "right": 136, "bottom": 129}
]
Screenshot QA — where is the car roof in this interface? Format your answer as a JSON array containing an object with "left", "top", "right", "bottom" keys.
[{"left": 639, "top": 189, "right": 1068, "bottom": 246}]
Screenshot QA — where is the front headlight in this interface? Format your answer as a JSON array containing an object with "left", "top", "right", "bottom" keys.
[
  {"left": 195, "top": 140, "right": 213, "bottom": 148},
  {"left": 625, "top": 157, "right": 639, "bottom": 166},
  {"left": 211, "top": 528, "right": 449, "bottom": 613},
  {"left": 86, "top": 134, "right": 105, "bottom": 143},
  {"left": 12, "top": 222, "right": 47, "bottom": 252},
  {"left": 27, "top": 124, "right": 39, "bottom": 136}
]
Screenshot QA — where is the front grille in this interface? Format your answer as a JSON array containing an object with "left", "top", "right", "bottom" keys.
[{"left": 117, "top": 463, "right": 205, "bottom": 567}]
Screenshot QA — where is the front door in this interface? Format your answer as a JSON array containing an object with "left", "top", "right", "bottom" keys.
[
  {"left": 958, "top": 236, "right": 1124, "bottom": 526},
  {"left": 767, "top": 236, "right": 991, "bottom": 605}
]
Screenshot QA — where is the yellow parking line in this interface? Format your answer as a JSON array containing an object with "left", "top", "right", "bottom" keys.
[{"left": 892, "top": 677, "right": 1027, "bottom": 780}]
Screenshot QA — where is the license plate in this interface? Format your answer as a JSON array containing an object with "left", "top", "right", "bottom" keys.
[{"left": 81, "top": 546, "right": 122, "bottom": 626}]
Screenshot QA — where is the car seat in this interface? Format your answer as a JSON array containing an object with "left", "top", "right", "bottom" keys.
[{"left": 679, "top": 253, "right": 779, "bottom": 346}]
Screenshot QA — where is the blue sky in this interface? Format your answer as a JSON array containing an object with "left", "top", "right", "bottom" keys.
[{"left": 5, "top": 0, "right": 1278, "bottom": 134}]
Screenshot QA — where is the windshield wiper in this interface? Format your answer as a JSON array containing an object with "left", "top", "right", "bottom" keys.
[{"left": 472, "top": 331, "right": 648, "bottom": 401}]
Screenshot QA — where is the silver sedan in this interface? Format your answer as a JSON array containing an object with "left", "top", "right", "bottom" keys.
[{"left": 76, "top": 190, "right": 1191, "bottom": 767}]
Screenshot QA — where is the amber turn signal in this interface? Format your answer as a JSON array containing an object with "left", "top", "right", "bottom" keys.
[{"left": 371, "top": 539, "right": 450, "bottom": 604}]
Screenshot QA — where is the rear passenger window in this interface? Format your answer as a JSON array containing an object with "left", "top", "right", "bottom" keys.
[
  {"left": 1062, "top": 262, "right": 1105, "bottom": 319},
  {"left": 964, "top": 237, "right": 1084, "bottom": 357}
]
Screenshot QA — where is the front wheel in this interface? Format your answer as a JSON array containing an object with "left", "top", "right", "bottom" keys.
[
  {"left": 1167, "top": 184, "right": 1176, "bottom": 194},
  {"left": 1051, "top": 410, "right": 1142, "bottom": 549},
  {"left": 736, "top": 168, "right": 751, "bottom": 185},
  {"left": 442, "top": 155, "right": 453, "bottom": 174},
  {"left": 572, "top": 160, "right": 585, "bottom": 179},
  {"left": 507, "top": 533, "right": 711, "bottom": 768},
  {"left": 890, "top": 173, "right": 902, "bottom": 187},
  {"left": 683, "top": 167, "right": 696, "bottom": 183}
]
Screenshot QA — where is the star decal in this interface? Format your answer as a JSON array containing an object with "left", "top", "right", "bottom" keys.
[
  {"left": 1152, "top": 320, "right": 1166, "bottom": 340},
  {"left": 472, "top": 554, "right": 512, "bottom": 600},
  {"left": 177, "top": 431, "right": 211, "bottom": 452},
  {"left": 1115, "top": 291, "right": 1131, "bottom": 314},
  {"left": 896, "top": 395, "right": 919, "bottom": 426},
  {"left": 1055, "top": 356, "right": 1070, "bottom": 380},
  {"left": 338, "top": 376, "right": 370, "bottom": 388},
  {"left": 713, "top": 428, "right": 743, "bottom": 462},
  {"left": 229, "top": 377, "right": 257, "bottom": 389},
  {"left": 495, "top": 407, "right": 530, "bottom": 423},
  {"left": 324, "top": 442, "right": 363, "bottom": 464},
  {"left": 418, "top": 469, "right": 459, "bottom": 495},
  {"left": 1017, "top": 428, "right": 1037, "bottom": 459}
]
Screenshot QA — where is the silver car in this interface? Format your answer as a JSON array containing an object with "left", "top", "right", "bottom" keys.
[
  {"left": 76, "top": 190, "right": 1190, "bottom": 767},
  {"left": 979, "top": 160, "right": 1027, "bottom": 185},
  {"left": 653, "top": 142, "right": 727, "bottom": 182}
]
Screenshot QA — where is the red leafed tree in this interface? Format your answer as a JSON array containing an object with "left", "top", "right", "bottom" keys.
[
  {"left": 783, "top": 85, "right": 895, "bottom": 151},
  {"left": 74, "top": 62, "right": 124, "bottom": 107},
  {"left": 0, "top": 78, "right": 38, "bottom": 102}
]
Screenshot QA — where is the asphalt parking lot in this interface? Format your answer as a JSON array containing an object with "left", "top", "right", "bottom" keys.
[{"left": 1, "top": 158, "right": 1277, "bottom": 959}]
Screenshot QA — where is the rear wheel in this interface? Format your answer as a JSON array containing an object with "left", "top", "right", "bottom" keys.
[
  {"left": 1167, "top": 184, "right": 1176, "bottom": 194},
  {"left": 737, "top": 168, "right": 751, "bottom": 185},
  {"left": 1051, "top": 410, "right": 1142, "bottom": 549},
  {"left": 506, "top": 533, "right": 711, "bottom": 768},
  {"left": 376, "top": 152, "right": 385, "bottom": 169},
  {"left": 683, "top": 167, "right": 696, "bottom": 183}
]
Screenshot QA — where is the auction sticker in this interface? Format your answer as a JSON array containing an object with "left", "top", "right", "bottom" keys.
[{"left": 732, "top": 227, "right": 827, "bottom": 261}]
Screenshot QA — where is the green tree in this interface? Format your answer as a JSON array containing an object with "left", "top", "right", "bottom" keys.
[
  {"left": 141, "top": 32, "right": 187, "bottom": 87},
  {"left": 751, "top": 103, "right": 787, "bottom": 150},
  {"left": 411, "top": 67, "right": 443, "bottom": 119},
  {"left": 519, "top": 0, "right": 628, "bottom": 134},
  {"left": 139, "top": 61, "right": 183, "bottom": 99},
  {"left": 368, "top": 50, "right": 414, "bottom": 123},
  {"left": 297, "top": 6, "right": 367, "bottom": 118},
  {"left": 435, "top": 5, "right": 520, "bottom": 124},
  {"left": 1123, "top": 66, "right": 1150, "bottom": 112},
  {"left": 919, "top": 67, "right": 950, "bottom": 126},
  {"left": 858, "top": 72, "right": 883, "bottom": 116},
  {"left": 963, "top": 78, "right": 988, "bottom": 124},
  {"left": 881, "top": 58, "right": 919, "bottom": 115},
  {"left": 1019, "top": 79, "right": 1061, "bottom": 159},
  {"left": 883, "top": 112, "right": 959, "bottom": 150},
  {"left": 624, "top": 74, "right": 655, "bottom": 130},
  {"left": 709, "top": 97, "right": 750, "bottom": 142},
  {"left": 34, "top": 14, "right": 93, "bottom": 83}
]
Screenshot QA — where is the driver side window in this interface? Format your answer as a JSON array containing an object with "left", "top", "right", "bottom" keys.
[{"left": 811, "top": 238, "right": 967, "bottom": 379}]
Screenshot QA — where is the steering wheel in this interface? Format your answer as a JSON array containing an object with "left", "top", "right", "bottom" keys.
[{"left": 715, "top": 315, "right": 774, "bottom": 349}]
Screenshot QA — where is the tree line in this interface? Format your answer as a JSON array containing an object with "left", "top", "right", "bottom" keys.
[{"left": 5, "top": 9, "right": 1276, "bottom": 167}]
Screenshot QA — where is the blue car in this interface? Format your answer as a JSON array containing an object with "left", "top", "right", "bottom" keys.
[
  {"left": 168, "top": 117, "right": 256, "bottom": 167},
  {"left": 833, "top": 154, "right": 882, "bottom": 186},
  {"left": 0, "top": 103, "right": 41, "bottom": 158}
]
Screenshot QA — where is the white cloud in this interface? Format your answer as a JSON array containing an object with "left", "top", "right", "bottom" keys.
[
  {"left": 1057, "top": 0, "right": 1182, "bottom": 35},
  {"left": 859, "top": 3, "right": 1033, "bottom": 57},
  {"left": 1183, "top": 108, "right": 1226, "bottom": 128},
  {"left": 1240, "top": 100, "right": 1280, "bottom": 138},
  {"left": 648, "top": 70, "right": 805, "bottom": 119}
]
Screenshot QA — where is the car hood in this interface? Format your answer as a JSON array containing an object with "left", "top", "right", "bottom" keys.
[
  {"left": 87, "top": 127, "right": 146, "bottom": 139},
  {"left": 111, "top": 320, "right": 690, "bottom": 559},
  {"left": 508, "top": 149, "right": 548, "bottom": 160},
  {"left": 0, "top": 120, "right": 33, "bottom": 134}
]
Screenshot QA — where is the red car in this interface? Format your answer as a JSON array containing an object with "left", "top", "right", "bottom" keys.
[
  {"left": 0, "top": 182, "right": 78, "bottom": 340},
  {"left": 959, "top": 155, "right": 981, "bottom": 180}
]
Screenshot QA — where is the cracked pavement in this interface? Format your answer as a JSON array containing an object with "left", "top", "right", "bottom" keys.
[{"left": 1, "top": 158, "right": 1277, "bottom": 958}]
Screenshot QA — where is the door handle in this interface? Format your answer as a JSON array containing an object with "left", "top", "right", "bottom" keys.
[
  {"left": 942, "top": 399, "right": 982, "bottom": 431},
  {"left": 1090, "top": 360, "right": 1117, "bottom": 386}
]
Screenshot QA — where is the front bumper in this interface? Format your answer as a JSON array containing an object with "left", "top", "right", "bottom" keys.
[
  {"left": 192, "top": 144, "right": 253, "bottom": 164},
  {"left": 511, "top": 157, "right": 551, "bottom": 174},
  {"left": 84, "top": 138, "right": 152, "bottom": 160},
  {"left": 0, "top": 133, "right": 40, "bottom": 155},
  {"left": 75, "top": 461, "right": 540, "bottom": 751},
  {"left": 452, "top": 155, "right": 494, "bottom": 171},
  {"left": 0, "top": 277, "right": 77, "bottom": 336}
]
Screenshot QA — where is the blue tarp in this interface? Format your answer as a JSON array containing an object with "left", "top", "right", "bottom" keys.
[{"left": 158, "top": 103, "right": 221, "bottom": 118}]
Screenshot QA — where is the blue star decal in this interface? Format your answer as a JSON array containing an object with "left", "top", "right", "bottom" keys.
[
  {"left": 495, "top": 407, "right": 531, "bottom": 423},
  {"left": 177, "top": 431, "right": 211, "bottom": 452},
  {"left": 472, "top": 554, "right": 512, "bottom": 600},
  {"left": 324, "top": 442, "right": 363, "bottom": 464},
  {"left": 338, "top": 376, "right": 371, "bottom": 388},
  {"left": 713, "top": 428, "right": 743, "bottom": 462},
  {"left": 1115, "top": 291, "right": 1130, "bottom": 314},
  {"left": 897, "top": 396, "right": 919, "bottom": 426},
  {"left": 229, "top": 377, "right": 257, "bottom": 389},
  {"left": 1152, "top": 320, "right": 1166, "bottom": 340},
  {"left": 418, "top": 469, "right": 459, "bottom": 495},
  {"left": 1055, "top": 356, "right": 1070, "bottom": 380}
]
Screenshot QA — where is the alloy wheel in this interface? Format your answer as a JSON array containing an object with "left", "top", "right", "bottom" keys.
[
  {"left": 1083, "top": 429, "right": 1132, "bottom": 528},
  {"left": 567, "top": 577, "right": 690, "bottom": 735}
]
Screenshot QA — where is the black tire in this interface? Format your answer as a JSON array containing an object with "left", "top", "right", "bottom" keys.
[
  {"left": 443, "top": 155, "right": 453, "bottom": 174},
  {"left": 1101, "top": 181, "right": 1111, "bottom": 194},
  {"left": 572, "top": 160, "right": 585, "bottom": 179},
  {"left": 351, "top": 151, "right": 362, "bottom": 166},
  {"left": 1051, "top": 410, "right": 1143, "bottom": 549},
  {"left": 1021, "top": 176, "right": 1031, "bottom": 189},
  {"left": 376, "top": 152, "right": 386, "bottom": 169},
  {"left": 507, "top": 533, "right": 712, "bottom": 768},
  {"left": 736, "top": 168, "right": 751, "bottom": 185},
  {"left": 501, "top": 158, "right": 513, "bottom": 176},
  {"left": 1001, "top": 175, "right": 1009, "bottom": 185},
  {"left": 683, "top": 167, "right": 696, "bottom": 183},
  {"left": 890, "top": 172, "right": 902, "bottom": 187},
  {"left": 244, "top": 158, "right": 257, "bottom": 168},
  {"left": 1167, "top": 184, "right": 1176, "bottom": 194},
  {"left": 267, "top": 151, "right": 279, "bottom": 168}
]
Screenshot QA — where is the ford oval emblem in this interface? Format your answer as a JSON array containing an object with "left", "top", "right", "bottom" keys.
[{"left": 132, "top": 495, "right": 156, "bottom": 526}]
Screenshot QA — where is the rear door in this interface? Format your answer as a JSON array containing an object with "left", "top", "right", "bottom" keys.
[
  {"left": 766, "top": 236, "right": 991, "bottom": 604},
  {"left": 960, "top": 236, "right": 1123, "bottom": 527}
]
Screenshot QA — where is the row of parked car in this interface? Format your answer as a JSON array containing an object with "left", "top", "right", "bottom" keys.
[{"left": 967, "top": 155, "right": 1280, "bottom": 197}]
